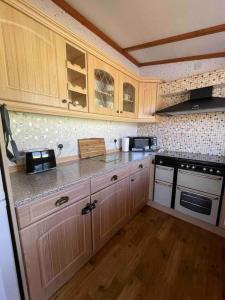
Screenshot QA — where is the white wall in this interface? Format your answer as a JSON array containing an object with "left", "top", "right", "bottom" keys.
[{"left": 140, "top": 58, "right": 225, "bottom": 81}]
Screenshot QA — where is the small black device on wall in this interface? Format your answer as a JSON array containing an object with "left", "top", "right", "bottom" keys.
[
  {"left": 25, "top": 149, "right": 56, "bottom": 174},
  {"left": 128, "top": 136, "right": 157, "bottom": 152}
]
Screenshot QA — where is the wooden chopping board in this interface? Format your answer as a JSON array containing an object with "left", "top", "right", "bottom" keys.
[{"left": 78, "top": 138, "right": 106, "bottom": 159}]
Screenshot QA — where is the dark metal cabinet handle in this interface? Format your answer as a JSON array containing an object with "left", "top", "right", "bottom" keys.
[
  {"left": 139, "top": 164, "right": 143, "bottom": 169},
  {"left": 91, "top": 200, "right": 98, "bottom": 210},
  {"left": 55, "top": 196, "right": 69, "bottom": 207},
  {"left": 111, "top": 175, "right": 118, "bottom": 181},
  {"left": 81, "top": 200, "right": 98, "bottom": 215},
  {"left": 62, "top": 99, "right": 68, "bottom": 104},
  {"left": 131, "top": 178, "right": 135, "bottom": 182},
  {"left": 81, "top": 203, "right": 91, "bottom": 215}
]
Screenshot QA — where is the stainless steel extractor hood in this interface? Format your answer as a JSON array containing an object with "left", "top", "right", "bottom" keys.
[{"left": 156, "top": 86, "right": 225, "bottom": 116}]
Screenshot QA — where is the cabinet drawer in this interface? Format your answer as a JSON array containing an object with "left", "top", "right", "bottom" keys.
[
  {"left": 16, "top": 179, "right": 90, "bottom": 229},
  {"left": 130, "top": 159, "right": 149, "bottom": 174},
  {"left": 91, "top": 165, "right": 130, "bottom": 194}
]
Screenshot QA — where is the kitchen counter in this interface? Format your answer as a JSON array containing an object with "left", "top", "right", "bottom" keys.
[{"left": 10, "top": 152, "right": 155, "bottom": 207}]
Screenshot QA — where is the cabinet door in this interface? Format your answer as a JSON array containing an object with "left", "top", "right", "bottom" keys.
[
  {"left": 119, "top": 73, "right": 138, "bottom": 118},
  {"left": 91, "top": 177, "right": 129, "bottom": 252},
  {"left": 130, "top": 168, "right": 149, "bottom": 216},
  {"left": 138, "top": 82, "right": 158, "bottom": 118},
  {"left": 0, "top": 2, "right": 67, "bottom": 108},
  {"left": 88, "top": 54, "right": 119, "bottom": 116},
  {"left": 20, "top": 197, "right": 92, "bottom": 300}
]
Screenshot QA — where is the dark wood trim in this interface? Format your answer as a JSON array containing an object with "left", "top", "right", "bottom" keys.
[
  {"left": 51, "top": 0, "right": 140, "bottom": 66},
  {"left": 124, "top": 24, "right": 225, "bottom": 52},
  {"left": 139, "top": 52, "right": 225, "bottom": 66}
]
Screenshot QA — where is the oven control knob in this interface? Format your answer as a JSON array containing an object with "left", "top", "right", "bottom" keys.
[
  {"left": 209, "top": 168, "right": 213, "bottom": 173},
  {"left": 181, "top": 164, "right": 185, "bottom": 168},
  {"left": 186, "top": 164, "right": 190, "bottom": 169},
  {"left": 159, "top": 160, "right": 163, "bottom": 164},
  {"left": 191, "top": 165, "right": 196, "bottom": 170},
  {"left": 203, "top": 167, "right": 207, "bottom": 172},
  {"left": 216, "top": 170, "right": 221, "bottom": 175}
]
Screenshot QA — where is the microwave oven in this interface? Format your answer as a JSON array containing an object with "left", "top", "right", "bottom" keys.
[{"left": 128, "top": 136, "right": 157, "bottom": 152}]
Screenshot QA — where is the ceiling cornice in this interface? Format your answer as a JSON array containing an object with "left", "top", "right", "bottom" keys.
[{"left": 124, "top": 23, "right": 225, "bottom": 52}]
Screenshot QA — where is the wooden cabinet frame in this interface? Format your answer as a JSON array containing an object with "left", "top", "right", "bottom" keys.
[
  {"left": 119, "top": 73, "right": 139, "bottom": 118},
  {"left": 88, "top": 54, "right": 119, "bottom": 116}
]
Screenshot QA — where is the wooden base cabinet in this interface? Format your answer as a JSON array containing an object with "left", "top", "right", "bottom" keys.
[
  {"left": 91, "top": 177, "right": 130, "bottom": 252},
  {"left": 130, "top": 168, "right": 150, "bottom": 216},
  {"left": 20, "top": 197, "right": 92, "bottom": 300}
]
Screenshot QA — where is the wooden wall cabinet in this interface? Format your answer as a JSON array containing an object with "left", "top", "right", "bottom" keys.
[
  {"left": 20, "top": 196, "right": 92, "bottom": 300},
  {"left": 138, "top": 82, "right": 158, "bottom": 119},
  {"left": 88, "top": 54, "right": 119, "bottom": 116},
  {"left": 119, "top": 73, "right": 139, "bottom": 118},
  {"left": 0, "top": 2, "right": 67, "bottom": 109}
]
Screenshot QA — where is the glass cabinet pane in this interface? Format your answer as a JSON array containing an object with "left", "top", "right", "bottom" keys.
[
  {"left": 95, "top": 69, "right": 115, "bottom": 109},
  {"left": 123, "top": 82, "right": 135, "bottom": 113}
]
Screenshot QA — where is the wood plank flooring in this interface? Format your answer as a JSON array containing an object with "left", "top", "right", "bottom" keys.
[{"left": 50, "top": 206, "right": 225, "bottom": 300}]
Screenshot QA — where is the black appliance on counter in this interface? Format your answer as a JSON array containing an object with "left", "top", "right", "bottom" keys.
[
  {"left": 128, "top": 136, "right": 157, "bottom": 152},
  {"left": 26, "top": 149, "right": 56, "bottom": 174},
  {"left": 153, "top": 151, "right": 225, "bottom": 225}
]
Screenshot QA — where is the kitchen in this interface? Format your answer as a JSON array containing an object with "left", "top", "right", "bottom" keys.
[{"left": 0, "top": 0, "right": 225, "bottom": 299}]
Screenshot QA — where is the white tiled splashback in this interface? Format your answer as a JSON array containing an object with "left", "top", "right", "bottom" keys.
[
  {"left": 10, "top": 112, "right": 137, "bottom": 157},
  {"left": 138, "top": 68, "right": 225, "bottom": 156}
]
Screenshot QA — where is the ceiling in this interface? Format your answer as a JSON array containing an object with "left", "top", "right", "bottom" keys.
[{"left": 57, "top": 0, "right": 225, "bottom": 66}]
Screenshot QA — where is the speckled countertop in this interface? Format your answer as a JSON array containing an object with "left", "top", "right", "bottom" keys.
[{"left": 11, "top": 152, "right": 155, "bottom": 208}]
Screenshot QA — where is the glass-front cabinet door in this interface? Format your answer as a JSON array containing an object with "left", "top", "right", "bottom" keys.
[
  {"left": 119, "top": 73, "right": 138, "bottom": 118},
  {"left": 88, "top": 54, "right": 119, "bottom": 116}
]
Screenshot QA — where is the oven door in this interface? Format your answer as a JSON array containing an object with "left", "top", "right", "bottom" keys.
[{"left": 175, "top": 186, "right": 220, "bottom": 225}]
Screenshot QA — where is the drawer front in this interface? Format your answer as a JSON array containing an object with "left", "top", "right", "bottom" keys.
[
  {"left": 91, "top": 165, "right": 130, "bottom": 194},
  {"left": 16, "top": 179, "right": 90, "bottom": 229},
  {"left": 130, "top": 159, "right": 150, "bottom": 174},
  {"left": 177, "top": 169, "right": 223, "bottom": 196},
  {"left": 154, "top": 180, "right": 173, "bottom": 208},
  {"left": 155, "top": 165, "right": 174, "bottom": 183}
]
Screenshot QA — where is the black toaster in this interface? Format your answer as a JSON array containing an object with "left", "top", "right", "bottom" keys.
[{"left": 25, "top": 149, "right": 56, "bottom": 174}]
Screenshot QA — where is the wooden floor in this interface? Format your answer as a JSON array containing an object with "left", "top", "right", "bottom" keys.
[{"left": 51, "top": 206, "right": 225, "bottom": 300}]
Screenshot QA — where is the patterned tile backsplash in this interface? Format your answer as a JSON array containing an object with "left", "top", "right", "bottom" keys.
[
  {"left": 138, "top": 68, "right": 225, "bottom": 156},
  {"left": 10, "top": 112, "right": 137, "bottom": 157}
]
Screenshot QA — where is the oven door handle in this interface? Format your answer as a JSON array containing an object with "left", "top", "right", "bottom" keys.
[
  {"left": 176, "top": 186, "right": 220, "bottom": 200},
  {"left": 156, "top": 165, "right": 174, "bottom": 171},
  {"left": 178, "top": 170, "right": 223, "bottom": 181},
  {"left": 155, "top": 180, "right": 172, "bottom": 187}
]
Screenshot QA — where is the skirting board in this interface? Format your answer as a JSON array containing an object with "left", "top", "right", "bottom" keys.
[{"left": 147, "top": 201, "right": 225, "bottom": 238}]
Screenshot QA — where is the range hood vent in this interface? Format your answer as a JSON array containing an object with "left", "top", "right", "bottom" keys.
[{"left": 156, "top": 86, "right": 225, "bottom": 116}]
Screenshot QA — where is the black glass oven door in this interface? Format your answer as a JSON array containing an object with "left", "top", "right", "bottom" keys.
[{"left": 180, "top": 191, "right": 212, "bottom": 215}]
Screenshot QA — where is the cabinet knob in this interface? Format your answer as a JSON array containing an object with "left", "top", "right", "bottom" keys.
[
  {"left": 62, "top": 99, "right": 68, "bottom": 104},
  {"left": 131, "top": 178, "right": 135, "bottom": 182},
  {"left": 55, "top": 196, "right": 69, "bottom": 207},
  {"left": 139, "top": 164, "right": 143, "bottom": 169},
  {"left": 120, "top": 111, "right": 123, "bottom": 113},
  {"left": 116, "top": 110, "right": 119, "bottom": 113},
  {"left": 111, "top": 175, "right": 118, "bottom": 181}
]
